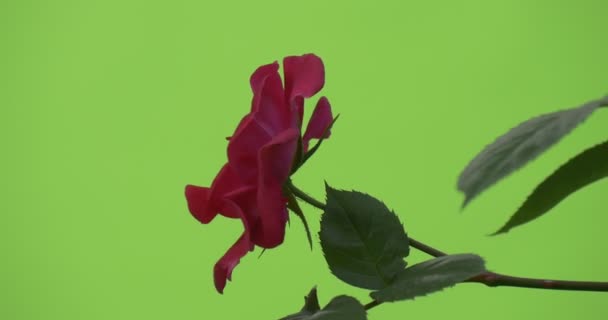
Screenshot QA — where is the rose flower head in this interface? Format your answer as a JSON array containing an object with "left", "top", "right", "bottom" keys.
[{"left": 185, "top": 54, "right": 334, "bottom": 293}]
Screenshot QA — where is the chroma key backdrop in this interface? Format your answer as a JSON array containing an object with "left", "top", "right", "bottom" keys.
[{"left": 2, "top": 1, "right": 608, "bottom": 319}]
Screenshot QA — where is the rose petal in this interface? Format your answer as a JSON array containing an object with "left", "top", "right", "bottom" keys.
[
  {"left": 213, "top": 188, "right": 257, "bottom": 293},
  {"left": 227, "top": 115, "right": 273, "bottom": 184},
  {"left": 283, "top": 54, "right": 325, "bottom": 102},
  {"left": 253, "top": 185, "right": 288, "bottom": 249},
  {"left": 250, "top": 65, "right": 291, "bottom": 135},
  {"left": 213, "top": 232, "right": 252, "bottom": 294},
  {"left": 259, "top": 128, "right": 300, "bottom": 182},
  {"left": 185, "top": 185, "right": 213, "bottom": 223},
  {"left": 283, "top": 54, "right": 325, "bottom": 122},
  {"left": 254, "top": 128, "right": 299, "bottom": 248},
  {"left": 250, "top": 62, "right": 279, "bottom": 95},
  {"left": 185, "top": 164, "right": 245, "bottom": 223},
  {"left": 224, "top": 185, "right": 260, "bottom": 232},
  {"left": 210, "top": 164, "right": 244, "bottom": 219},
  {"left": 303, "top": 97, "right": 333, "bottom": 152}
]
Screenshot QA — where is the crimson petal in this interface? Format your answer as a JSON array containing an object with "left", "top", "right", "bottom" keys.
[
  {"left": 251, "top": 65, "right": 291, "bottom": 135},
  {"left": 255, "top": 128, "right": 300, "bottom": 248},
  {"left": 283, "top": 54, "right": 325, "bottom": 123},
  {"left": 227, "top": 115, "right": 273, "bottom": 184},
  {"left": 185, "top": 163, "right": 245, "bottom": 223},
  {"left": 213, "top": 187, "right": 258, "bottom": 293},
  {"left": 303, "top": 96, "right": 333, "bottom": 152},
  {"left": 250, "top": 62, "right": 279, "bottom": 96},
  {"left": 213, "top": 232, "right": 253, "bottom": 294},
  {"left": 185, "top": 185, "right": 214, "bottom": 223},
  {"left": 210, "top": 164, "right": 244, "bottom": 219}
]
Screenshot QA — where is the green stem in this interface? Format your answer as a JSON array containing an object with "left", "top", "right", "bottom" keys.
[
  {"left": 288, "top": 182, "right": 325, "bottom": 211},
  {"left": 286, "top": 181, "right": 608, "bottom": 311},
  {"left": 468, "top": 273, "right": 608, "bottom": 292}
]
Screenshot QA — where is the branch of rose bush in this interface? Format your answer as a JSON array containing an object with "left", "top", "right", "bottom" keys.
[
  {"left": 286, "top": 181, "right": 608, "bottom": 295},
  {"left": 468, "top": 273, "right": 608, "bottom": 291}
]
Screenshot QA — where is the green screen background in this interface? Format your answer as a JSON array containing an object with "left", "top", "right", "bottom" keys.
[{"left": 2, "top": 1, "right": 607, "bottom": 319}]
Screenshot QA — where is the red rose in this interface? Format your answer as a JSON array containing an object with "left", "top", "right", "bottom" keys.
[{"left": 185, "top": 54, "right": 333, "bottom": 293}]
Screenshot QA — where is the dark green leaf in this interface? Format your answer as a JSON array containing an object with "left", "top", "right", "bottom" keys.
[
  {"left": 280, "top": 291, "right": 367, "bottom": 320},
  {"left": 301, "top": 287, "right": 321, "bottom": 313},
  {"left": 371, "top": 254, "right": 486, "bottom": 302},
  {"left": 320, "top": 184, "right": 409, "bottom": 290},
  {"left": 279, "top": 287, "right": 320, "bottom": 320},
  {"left": 286, "top": 188, "right": 313, "bottom": 250},
  {"left": 312, "top": 295, "right": 367, "bottom": 320},
  {"left": 494, "top": 140, "right": 608, "bottom": 234},
  {"left": 458, "top": 96, "right": 608, "bottom": 207}
]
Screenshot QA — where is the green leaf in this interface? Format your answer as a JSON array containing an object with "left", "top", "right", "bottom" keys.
[
  {"left": 279, "top": 287, "right": 321, "bottom": 320},
  {"left": 286, "top": 187, "right": 313, "bottom": 250},
  {"left": 310, "top": 295, "right": 367, "bottom": 320},
  {"left": 371, "top": 254, "right": 486, "bottom": 302},
  {"left": 280, "top": 289, "right": 367, "bottom": 320},
  {"left": 301, "top": 287, "right": 321, "bottom": 312},
  {"left": 458, "top": 96, "right": 608, "bottom": 207},
  {"left": 319, "top": 184, "right": 409, "bottom": 290},
  {"left": 494, "top": 140, "right": 608, "bottom": 234}
]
